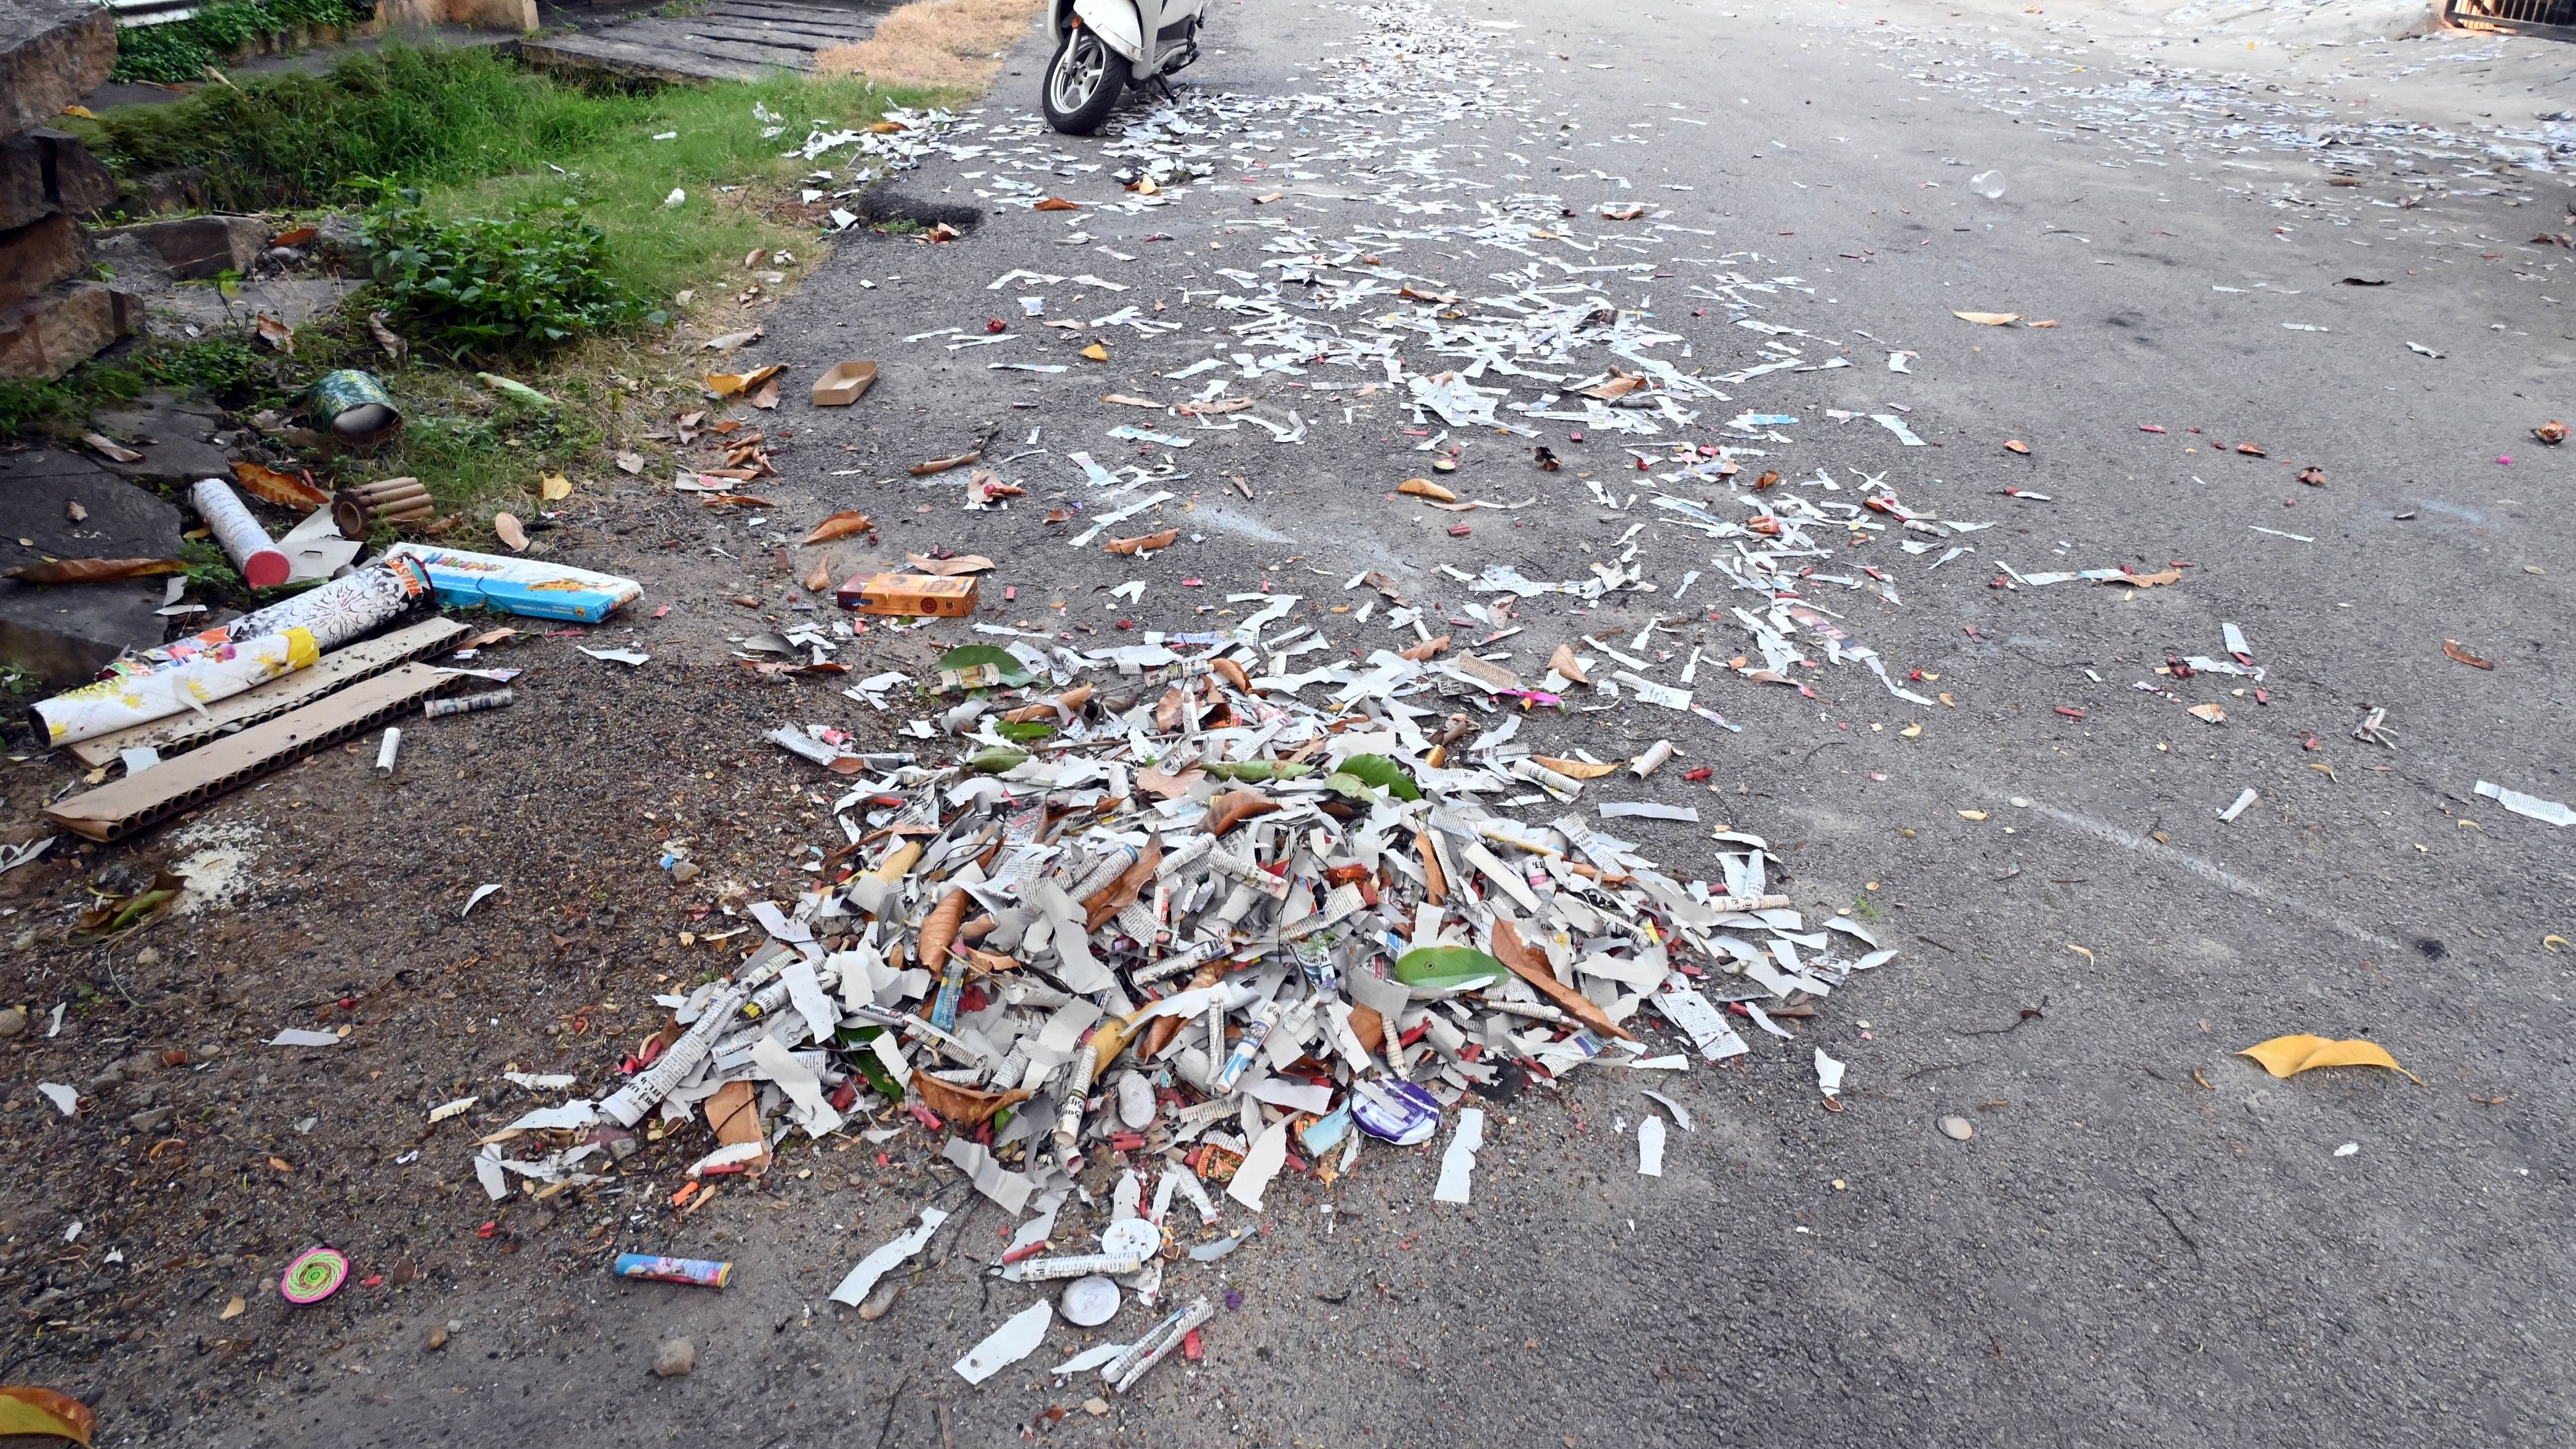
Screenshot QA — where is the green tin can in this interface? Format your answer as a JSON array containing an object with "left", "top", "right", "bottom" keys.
[{"left": 310, "top": 368, "right": 401, "bottom": 447}]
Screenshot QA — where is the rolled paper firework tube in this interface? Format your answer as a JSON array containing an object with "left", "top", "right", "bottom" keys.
[
  {"left": 311, "top": 370, "right": 402, "bottom": 446},
  {"left": 133, "top": 554, "right": 434, "bottom": 671},
  {"left": 35, "top": 627, "right": 320, "bottom": 746},
  {"left": 191, "top": 479, "right": 290, "bottom": 589}
]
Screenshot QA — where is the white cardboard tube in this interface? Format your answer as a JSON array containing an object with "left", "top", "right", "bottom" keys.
[{"left": 190, "top": 479, "right": 290, "bottom": 588}]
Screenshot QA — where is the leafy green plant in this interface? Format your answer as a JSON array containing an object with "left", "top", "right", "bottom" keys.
[
  {"left": 360, "top": 193, "right": 661, "bottom": 362},
  {"left": 110, "top": 0, "right": 374, "bottom": 85}
]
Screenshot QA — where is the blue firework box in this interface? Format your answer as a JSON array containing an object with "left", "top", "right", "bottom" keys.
[{"left": 383, "top": 542, "right": 643, "bottom": 623}]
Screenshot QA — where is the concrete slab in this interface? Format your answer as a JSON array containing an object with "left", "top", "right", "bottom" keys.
[
  {"left": 88, "top": 391, "right": 237, "bottom": 490},
  {"left": 0, "top": 449, "right": 183, "bottom": 685}
]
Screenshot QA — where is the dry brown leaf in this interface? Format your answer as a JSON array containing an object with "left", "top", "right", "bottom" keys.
[
  {"left": 1397, "top": 635, "right": 1451, "bottom": 661},
  {"left": 2442, "top": 639, "right": 2495, "bottom": 670},
  {"left": 1398, "top": 477, "right": 1457, "bottom": 502},
  {"left": 1549, "top": 642, "right": 1590, "bottom": 685},
  {"left": 0, "top": 1385, "right": 94, "bottom": 1447},
  {"left": 750, "top": 376, "right": 781, "bottom": 411},
  {"left": 700, "top": 494, "right": 774, "bottom": 508},
  {"left": 2002, "top": 439, "right": 2031, "bottom": 455},
  {"left": 1178, "top": 397, "right": 1254, "bottom": 415},
  {"left": 493, "top": 513, "right": 528, "bottom": 552},
  {"left": 911, "top": 1073, "right": 1029, "bottom": 1128},
  {"left": 1033, "top": 197, "right": 1081, "bottom": 211},
  {"left": 9, "top": 557, "right": 186, "bottom": 584},
  {"left": 1951, "top": 310, "right": 2022, "bottom": 326},
  {"left": 615, "top": 451, "right": 645, "bottom": 475},
  {"left": 1103, "top": 394, "right": 1164, "bottom": 409},
  {"left": 2187, "top": 702, "right": 2226, "bottom": 724},
  {"left": 2238, "top": 1034, "right": 2421, "bottom": 1084},
  {"left": 255, "top": 314, "right": 294, "bottom": 354},
  {"left": 367, "top": 310, "right": 407, "bottom": 364},
  {"left": 704, "top": 364, "right": 782, "bottom": 399},
  {"left": 231, "top": 460, "right": 331, "bottom": 512},
  {"left": 2103, "top": 568, "right": 2184, "bottom": 588},
  {"left": 80, "top": 433, "right": 142, "bottom": 463},
  {"left": 909, "top": 450, "right": 980, "bottom": 477},
  {"left": 1106, "top": 528, "right": 1179, "bottom": 556},
  {"left": 1000, "top": 684, "right": 1093, "bottom": 723},
  {"left": 803, "top": 511, "right": 873, "bottom": 544},
  {"left": 1136, "top": 762, "right": 1204, "bottom": 799},
  {"left": 804, "top": 553, "right": 834, "bottom": 593},
  {"left": 1533, "top": 755, "right": 1621, "bottom": 780},
  {"left": 1205, "top": 790, "right": 1280, "bottom": 836},
  {"left": 904, "top": 552, "right": 995, "bottom": 576},
  {"left": 64, "top": 501, "right": 86, "bottom": 522}
]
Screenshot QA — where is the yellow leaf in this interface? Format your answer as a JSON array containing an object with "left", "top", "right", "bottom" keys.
[
  {"left": 704, "top": 364, "right": 782, "bottom": 399},
  {"left": 1398, "top": 477, "right": 1457, "bottom": 502},
  {"left": 2237, "top": 1034, "right": 2422, "bottom": 1084},
  {"left": 540, "top": 473, "right": 572, "bottom": 501},
  {"left": 0, "top": 1386, "right": 94, "bottom": 1446},
  {"left": 1533, "top": 755, "right": 1620, "bottom": 780},
  {"left": 1079, "top": 343, "right": 1109, "bottom": 362},
  {"left": 1952, "top": 310, "right": 2023, "bottom": 326}
]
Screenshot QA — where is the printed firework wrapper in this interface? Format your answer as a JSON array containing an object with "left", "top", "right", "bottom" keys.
[
  {"left": 36, "top": 627, "right": 320, "bottom": 747},
  {"left": 132, "top": 554, "right": 434, "bottom": 673},
  {"left": 382, "top": 542, "right": 641, "bottom": 623}
]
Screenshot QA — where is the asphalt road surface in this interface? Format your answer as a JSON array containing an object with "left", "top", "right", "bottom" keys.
[{"left": 110, "top": 1, "right": 2576, "bottom": 1444}]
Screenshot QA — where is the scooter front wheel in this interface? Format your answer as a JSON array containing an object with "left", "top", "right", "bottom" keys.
[{"left": 1042, "top": 25, "right": 1124, "bottom": 135}]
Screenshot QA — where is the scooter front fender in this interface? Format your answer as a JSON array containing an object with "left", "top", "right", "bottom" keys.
[{"left": 1070, "top": 0, "right": 1144, "bottom": 62}]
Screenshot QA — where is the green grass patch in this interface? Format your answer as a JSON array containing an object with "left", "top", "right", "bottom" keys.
[
  {"left": 110, "top": 0, "right": 375, "bottom": 86},
  {"left": 56, "top": 45, "right": 964, "bottom": 524}
]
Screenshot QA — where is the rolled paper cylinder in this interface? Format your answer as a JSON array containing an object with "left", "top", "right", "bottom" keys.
[
  {"left": 310, "top": 370, "right": 402, "bottom": 446},
  {"left": 131, "top": 554, "right": 433, "bottom": 673},
  {"left": 190, "top": 479, "right": 290, "bottom": 589},
  {"left": 35, "top": 627, "right": 319, "bottom": 746}
]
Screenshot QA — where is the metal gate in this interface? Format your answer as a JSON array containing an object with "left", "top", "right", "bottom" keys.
[{"left": 2445, "top": 0, "right": 2576, "bottom": 38}]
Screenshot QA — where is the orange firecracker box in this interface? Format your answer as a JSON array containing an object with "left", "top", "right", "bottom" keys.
[{"left": 838, "top": 572, "right": 978, "bottom": 616}]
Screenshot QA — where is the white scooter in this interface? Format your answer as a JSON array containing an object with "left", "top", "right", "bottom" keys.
[{"left": 1041, "top": 0, "right": 1208, "bottom": 135}]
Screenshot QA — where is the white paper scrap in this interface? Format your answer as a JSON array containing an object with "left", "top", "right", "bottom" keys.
[
  {"left": 2476, "top": 781, "right": 2575, "bottom": 828},
  {"left": 1815, "top": 1048, "right": 1846, "bottom": 1099},
  {"left": 1227, "top": 1115, "right": 1293, "bottom": 1212},
  {"left": 1432, "top": 1106, "right": 1487, "bottom": 1204},
  {"left": 829, "top": 1207, "right": 948, "bottom": 1306},
  {"left": 1637, "top": 1115, "right": 1666, "bottom": 1176},
  {"left": 954, "top": 1300, "right": 1053, "bottom": 1385}
]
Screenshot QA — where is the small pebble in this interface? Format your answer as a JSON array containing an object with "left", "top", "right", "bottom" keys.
[
  {"left": 671, "top": 862, "right": 702, "bottom": 883},
  {"left": 427, "top": 1323, "right": 450, "bottom": 1351},
  {"left": 1937, "top": 1115, "right": 1974, "bottom": 1141},
  {"left": 0, "top": 1006, "right": 23, "bottom": 1040},
  {"left": 652, "top": 1338, "right": 696, "bottom": 1377}
]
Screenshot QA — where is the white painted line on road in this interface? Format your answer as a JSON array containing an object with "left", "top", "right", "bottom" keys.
[{"left": 2012, "top": 797, "right": 2403, "bottom": 951}]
